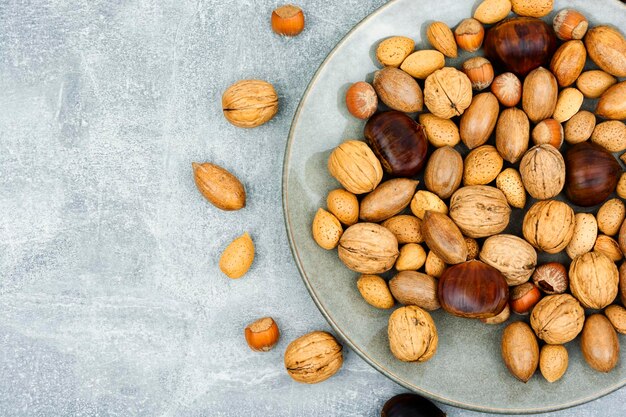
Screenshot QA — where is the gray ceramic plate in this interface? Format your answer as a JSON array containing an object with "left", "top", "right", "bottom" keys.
[{"left": 283, "top": 0, "right": 626, "bottom": 413}]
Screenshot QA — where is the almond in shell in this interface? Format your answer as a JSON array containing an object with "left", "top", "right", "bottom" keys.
[
  {"left": 540, "top": 345, "right": 568, "bottom": 383},
  {"left": 376, "top": 36, "right": 415, "bottom": 68},
  {"left": 584, "top": 25, "right": 626, "bottom": 77},
  {"left": 596, "top": 81, "right": 626, "bottom": 120},
  {"left": 496, "top": 168, "right": 526, "bottom": 209},
  {"left": 357, "top": 275, "right": 395, "bottom": 309},
  {"left": 566, "top": 213, "right": 598, "bottom": 259},
  {"left": 552, "top": 88, "right": 584, "bottom": 123},
  {"left": 382, "top": 215, "right": 423, "bottom": 244},
  {"left": 605, "top": 305, "right": 626, "bottom": 334},
  {"left": 597, "top": 198, "right": 626, "bottom": 236},
  {"left": 395, "top": 243, "right": 427, "bottom": 271},
  {"left": 400, "top": 50, "right": 445, "bottom": 79},
  {"left": 219, "top": 232, "right": 255, "bottom": 279},
  {"left": 312, "top": 208, "right": 343, "bottom": 250},
  {"left": 419, "top": 113, "right": 461, "bottom": 147},
  {"left": 410, "top": 190, "right": 448, "bottom": 220},
  {"left": 591, "top": 121, "right": 626, "bottom": 153},
  {"left": 463, "top": 145, "right": 503, "bottom": 186},
  {"left": 474, "top": 0, "right": 511, "bottom": 24},
  {"left": 511, "top": 0, "right": 553, "bottom": 18},
  {"left": 564, "top": 110, "right": 595, "bottom": 144},
  {"left": 326, "top": 189, "right": 359, "bottom": 226},
  {"left": 576, "top": 70, "right": 617, "bottom": 99},
  {"left": 426, "top": 22, "right": 457, "bottom": 58}
]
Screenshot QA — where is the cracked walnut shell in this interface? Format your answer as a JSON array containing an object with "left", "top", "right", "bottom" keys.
[
  {"left": 284, "top": 331, "right": 343, "bottom": 384},
  {"left": 388, "top": 306, "right": 438, "bottom": 362},
  {"left": 530, "top": 294, "right": 585, "bottom": 344},
  {"left": 424, "top": 67, "right": 473, "bottom": 119},
  {"left": 222, "top": 80, "right": 278, "bottom": 128}
]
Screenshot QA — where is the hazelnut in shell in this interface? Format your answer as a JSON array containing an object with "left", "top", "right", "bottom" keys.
[
  {"left": 462, "top": 57, "right": 494, "bottom": 91},
  {"left": 271, "top": 4, "right": 305, "bottom": 36},
  {"left": 345, "top": 82, "right": 377, "bottom": 120},
  {"left": 454, "top": 18, "right": 485, "bottom": 52},
  {"left": 491, "top": 72, "right": 522, "bottom": 108},
  {"left": 245, "top": 317, "right": 280, "bottom": 352},
  {"left": 509, "top": 283, "right": 541, "bottom": 315},
  {"left": 553, "top": 9, "right": 588, "bottom": 40},
  {"left": 531, "top": 119, "right": 563, "bottom": 149}
]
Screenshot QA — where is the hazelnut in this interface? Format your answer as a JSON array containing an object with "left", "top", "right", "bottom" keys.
[
  {"left": 245, "top": 317, "right": 280, "bottom": 352},
  {"left": 462, "top": 57, "right": 494, "bottom": 91},
  {"left": 532, "top": 263, "right": 568, "bottom": 295},
  {"left": 284, "top": 331, "right": 343, "bottom": 383},
  {"left": 491, "top": 72, "right": 522, "bottom": 107},
  {"left": 553, "top": 9, "right": 588, "bottom": 40},
  {"left": 345, "top": 82, "right": 377, "bottom": 120},
  {"left": 531, "top": 119, "right": 563, "bottom": 149},
  {"left": 271, "top": 4, "right": 305, "bottom": 36},
  {"left": 454, "top": 18, "right": 484, "bottom": 52},
  {"left": 510, "top": 283, "right": 542, "bottom": 315},
  {"left": 222, "top": 80, "right": 279, "bottom": 128}
]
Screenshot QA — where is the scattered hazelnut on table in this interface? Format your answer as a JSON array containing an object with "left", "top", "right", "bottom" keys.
[
  {"left": 245, "top": 317, "right": 280, "bottom": 352},
  {"left": 271, "top": 4, "right": 305, "bottom": 36}
]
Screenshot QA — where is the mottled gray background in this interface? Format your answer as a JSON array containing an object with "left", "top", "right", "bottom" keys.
[{"left": 0, "top": 0, "right": 623, "bottom": 416}]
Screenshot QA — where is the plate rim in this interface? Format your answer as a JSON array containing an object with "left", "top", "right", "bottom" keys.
[{"left": 281, "top": 0, "right": 626, "bottom": 413}]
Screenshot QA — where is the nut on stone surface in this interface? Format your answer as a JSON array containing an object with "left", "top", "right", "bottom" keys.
[
  {"left": 569, "top": 251, "right": 619, "bottom": 310},
  {"left": 530, "top": 294, "right": 585, "bottom": 344},
  {"left": 328, "top": 140, "right": 383, "bottom": 194},
  {"left": 222, "top": 80, "right": 278, "bottom": 128},
  {"left": 284, "top": 331, "right": 343, "bottom": 384},
  {"left": 338, "top": 223, "right": 399, "bottom": 274},
  {"left": 388, "top": 306, "right": 438, "bottom": 362}
]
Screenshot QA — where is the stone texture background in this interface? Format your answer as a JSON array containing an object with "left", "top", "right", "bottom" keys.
[{"left": 0, "top": 0, "right": 624, "bottom": 415}]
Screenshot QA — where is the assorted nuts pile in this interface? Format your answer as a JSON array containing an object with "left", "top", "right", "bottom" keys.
[{"left": 313, "top": 0, "right": 626, "bottom": 384}]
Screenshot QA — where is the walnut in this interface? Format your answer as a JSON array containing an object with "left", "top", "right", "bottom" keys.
[
  {"left": 530, "top": 294, "right": 585, "bottom": 344},
  {"left": 424, "top": 67, "right": 473, "bottom": 119},
  {"left": 221, "top": 80, "right": 278, "bottom": 128},
  {"left": 284, "top": 331, "right": 343, "bottom": 384},
  {"left": 519, "top": 144, "right": 566, "bottom": 200},
  {"left": 328, "top": 140, "right": 383, "bottom": 194},
  {"left": 569, "top": 251, "right": 619, "bottom": 309},
  {"left": 522, "top": 200, "right": 575, "bottom": 254},
  {"left": 338, "top": 223, "right": 399, "bottom": 274},
  {"left": 388, "top": 306, "right": 438, "bottom": 362},
  {"left": 449, "top": 185, "right": 511, "bottom": 238},
  {"left": 479, "top": 234, "right": 537, "bottom": 286}
]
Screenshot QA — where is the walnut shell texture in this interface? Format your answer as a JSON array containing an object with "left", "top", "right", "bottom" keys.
[
  {"left": 388, "top": 306, "right": 438, "bottom": 362},
  {"left": 519, "top": 144, "right": 565, "bottom": 199},
  {"left": 569, "top": 251, "right": 619, "bottom": 309},
  {"left": 523, "top": 200, "right": 575, "bottom": 253},
  {"left": 222, "top": 79, "right": 278, "bottom": 128},
  {"left": 424, "top": 67, "right": 473, "bottom": 119},
  {"left": 530, "top": 294, "right": 585, "bottom": 344},
  {"left": 449, "top": 185, "right": 511, "bottom": 238},
  {"left": 338, "top": 223, "right": 399, "bottom": 274},
  {"left": 284, "top": 331, "right": 343, "bottom": 384},
  {"left": 328, "top": 140, "right": 383, "bottom": 194},
  {"left": 479, "top": 234, "right": 537, "bottom": 286}
]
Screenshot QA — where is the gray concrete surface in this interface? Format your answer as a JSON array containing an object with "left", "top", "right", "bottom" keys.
[{"left": 0, "top": 0, "right": 624, "bottom": 416}]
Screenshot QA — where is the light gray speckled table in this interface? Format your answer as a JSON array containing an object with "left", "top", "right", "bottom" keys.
[{"left": 0, "top": 1, "right": 624, "bottom": 416}]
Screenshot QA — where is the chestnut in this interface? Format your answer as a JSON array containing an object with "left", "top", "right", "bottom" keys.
[
  {"left": 381, "top": 393, "right": 445, "bottom": 417},
  {"left": 364, "top": 111, "right": 428, "bottom": 177},
  {"left": 565, "top": 141, "right": 621, "bottom": 207},
  {"left": 438, "top": 260, "right": 509, "bottom": 319},
  {"left": 484, "top": 17, "right": 557, "bottom": 77}
]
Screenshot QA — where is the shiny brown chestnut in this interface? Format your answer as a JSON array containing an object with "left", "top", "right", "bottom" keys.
[
  {"left": 364, "top": 111, "right": 428, "bottom": 177},
  {"left": 438, "top": 260, "right": 509, "bottom": 319},
  {"left": 381, "top": 393, "right": 446, "bottom": 417},
  {"left": 565, "top": 141, "right": 621, "bottom": 207},
  {"left": 484, "top": 17, "right": 557, "bottom": 77}
]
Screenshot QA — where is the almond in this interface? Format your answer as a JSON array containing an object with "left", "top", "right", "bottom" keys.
[
  {"left": 474, "top": 0, "right": 511, "bottom": 24},
  {"left": 565, "top": 213, "right": 597, "bottom": 260},
  {"left": 564, "top": 110, "right": 595, "bottom": 144},
  {"left": 605, "top": 305, "right": 626, "bottom": 334},
  {"left": 496, "top": 168, "right": 526, "bottom": 209},
  {"left": 596, "top": 81, "right": 626, "bottom": 120},
  {"left": 511, "top": 0, "right": 553, "bottom": 17},
  {"left": 425, "top": 250, "right": 447, "bottom": 278},
  {"left": 552, "top": 88, "right": 583, "bottom": 123},
  {"left": 540, "top": 345, "right": 568, "bottom": 383},
  {"left": 419, "top": 113, "right": 460, "bottom": 148},
  {"left": 376, "top": 36, "right": 415, "bottom": 68},
  {"left": 395, "top": 243, "right": 427, "bottom": 271},
  {"left": 463, "top": 145, "right": 503, "bottom": 186},
  {"left": 400, "top": 50, "right": 445, "bottom": 79},
  {"left": 382, "top": 215, "right": 423, "bottom": 244},
  {"left": 597, "top": 199, "right": 626, "bottom": 236},
  {"left": 326, "top": 189, "right": 359, "bottom": 226},
  {"left": 410, "top": 190, "right": 448, "bottom": 219},
  {"left": 219, "top": 232, "right": 255, "bottom": 279},
  {"left": 576, "top": 70, "right": 617, "bottom": 99},
  {"left": 312, "top": 208, "right": 343, "bottom": 250},
  {"left": 357, "top": 275, "right": 395, "bottom": 309},
  {"left": 192, "top": 162, "right": 246, "bottom": 211},
  {"left": 591, "top": 121, "right": 626, "bottom": 153}
]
